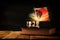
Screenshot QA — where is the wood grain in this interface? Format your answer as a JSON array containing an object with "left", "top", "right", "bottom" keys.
[{"left": 0, "top": 28, "right": 60, "bottom": 39}]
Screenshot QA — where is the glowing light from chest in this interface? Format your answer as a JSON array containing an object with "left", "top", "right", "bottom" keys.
[{"left": 29, "top": 7, "right": 50, "bottom": 21}]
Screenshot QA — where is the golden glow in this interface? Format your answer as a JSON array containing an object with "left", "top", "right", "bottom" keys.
[{"left": 29, "top": 7, "right": 50, "bottom": 21}]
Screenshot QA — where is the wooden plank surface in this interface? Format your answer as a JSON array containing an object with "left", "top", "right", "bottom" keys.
[{"left": 0, "top": 28, "right": 59, "bottom": 39}]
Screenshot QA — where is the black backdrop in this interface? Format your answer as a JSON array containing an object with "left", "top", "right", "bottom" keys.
[{"left": 0, "top": 0, "right": 59, "bottom": 31}]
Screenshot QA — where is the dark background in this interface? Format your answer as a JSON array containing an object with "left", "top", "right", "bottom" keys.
[{"left": 0, "top": 0, "right": 59, "bottom": 31}]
